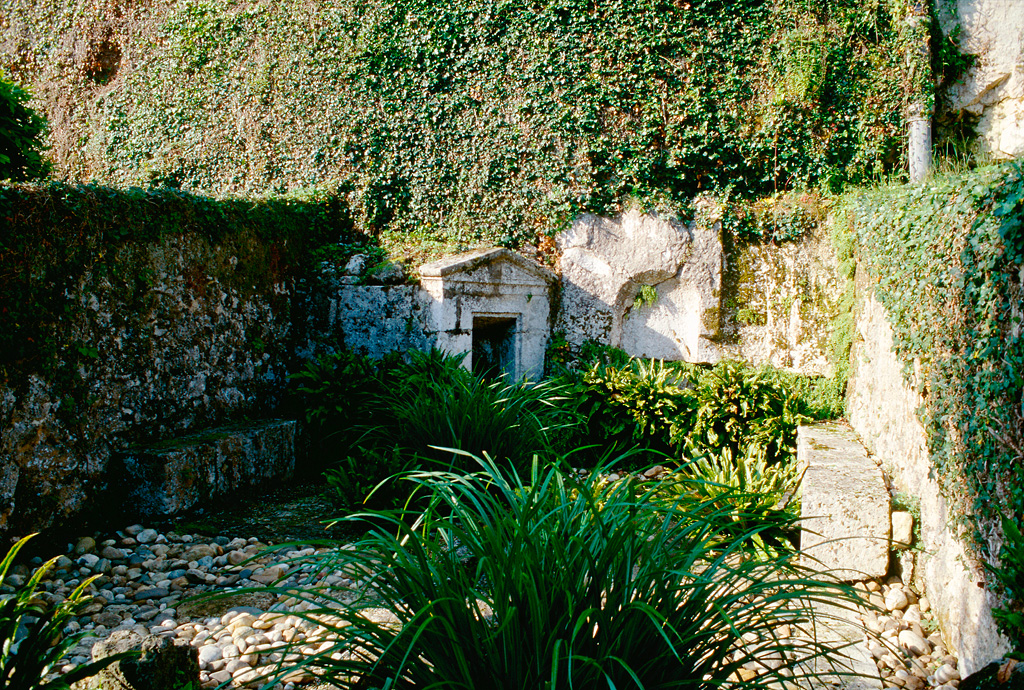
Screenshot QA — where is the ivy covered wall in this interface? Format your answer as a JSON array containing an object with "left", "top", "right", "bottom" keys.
[
  {"left": 1, "top": 0, "right": 930, "bottom": 248},
  {"left": 842, "top": 161, "right": 1023, "bottom": 667}
]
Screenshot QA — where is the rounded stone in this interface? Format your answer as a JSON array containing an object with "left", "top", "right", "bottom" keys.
[
  {"left": 898, "top": 629, "right": 931, "bottom": 656},
  {"left": 74, "top": 537, "right": 97, "bottom": 555},
  {"left": 885, "top": 587, "right": 909, "bottom": 612},
  {"left": 935, "top": 663, "right": 960, "bottom": 684},
  {"left": 197, "top": 645, "right": 223, "bottom": 666}
]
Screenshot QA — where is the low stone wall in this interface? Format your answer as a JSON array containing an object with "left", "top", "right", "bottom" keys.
[
  {"left": 0, "top": 232, "right": 300, "bottom": 538},
  {"left": 115, "top": 420, "right": 297, "bottom": 518},
  {"left": 799, "top": 422, "right": 890, "bottom": 581},
  {"left": 305, "top": 284, "right": 435, "bottom": 359},
  {"left": 847, "top": 288, "right": 1009, "bottom": 674}
]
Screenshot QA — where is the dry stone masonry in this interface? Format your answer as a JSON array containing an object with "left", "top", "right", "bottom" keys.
[
  {"left": 0, "top": 232, "right": 297, "bottom": 539},
  {"left": 846, "top": 292, "right": 1009, "bottom": 674}
]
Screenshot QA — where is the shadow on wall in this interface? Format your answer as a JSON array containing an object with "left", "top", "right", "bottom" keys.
[{"left": 314, "top": 248, "right": 556, "bottom": 381}]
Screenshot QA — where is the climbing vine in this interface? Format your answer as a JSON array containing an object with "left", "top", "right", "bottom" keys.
[
  {"left": 1, "top": 0, "right": 930, "bottom": 244},
  {"left": 844, "top": 161, "right": 1024, "bottom": 567}
]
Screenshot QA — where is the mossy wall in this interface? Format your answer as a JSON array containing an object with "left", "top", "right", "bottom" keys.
[
  {"left": 719, "top": 230, "right": 843, "bottom": 376},
  {"left": 0, "top": 184, "right": 341, "bottom": 538}
]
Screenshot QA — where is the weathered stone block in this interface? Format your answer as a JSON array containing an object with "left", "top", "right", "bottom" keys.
[
  {"left": 892, "top": 510, "right": 915, "bottom": 550},
  {"left": 115, "top": 420, "right": 296, "bottom": 518},
  {"left": 799, "top": 422, "right": 890, "bottom": 580},
  {"left": 84, "top": 630, "right": 200, "bottom": 690}
]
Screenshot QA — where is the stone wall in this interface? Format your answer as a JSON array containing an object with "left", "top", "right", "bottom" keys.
[
  {"left": 942, "top": 0, "right": 1024, "bottom": 159},
  {"left": 310, "top": 249, "right": 556, "bottom": 381},
  {"left": 846, "top": 284, "right": 1009, "bottom": 675},
  {"left": 0, "top": 232, "right": 299, "bottom": 538},
  {"left": 304, "top": 284, "right": 435, "bottom": 360},
  {"left": 719, "top": 230, "right": 843, "bottom": 376}
]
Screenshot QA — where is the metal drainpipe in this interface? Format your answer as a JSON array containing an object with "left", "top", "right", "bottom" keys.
[{"left": 907, "top": 2, "right": 933, "bottom": 183}]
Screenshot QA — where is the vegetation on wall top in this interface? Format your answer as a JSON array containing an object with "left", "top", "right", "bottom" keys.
[
  {"left": 1, "top": 0, "right": 941, "bottom": 245},
  {"left": 0, "top": 183, "right": 352, "bottom": 383},
  {"left": 842, "top": 160, "right": 1023, "bottom": 597}
]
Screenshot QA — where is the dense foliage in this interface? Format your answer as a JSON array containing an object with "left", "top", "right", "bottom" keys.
[
  {"left": 0, "top": 76, "right": 50, "bottom": 182},
  {"left": 1, "top": 0, "right": 930, "bottom": 244},
  {"left": 291, "top": 348, "right": 575, "bottom": 510},
  {"left": 296, "top": 346, "right": 841, "bottom": 513},
  {"left": 0, "top": 535, "right": 122, "bottom": 689},
  {"left": 272, "top": 456, "right": 861, "bottom": 689},
  {"left": 557, "top": 346, "right": 842, "bottom": 462},
  {"left": 842, "top": 161, "right": 1023, "bottom": 609},
  {"left": 0, "top": 183, "right": 351, "bottom": 383}
]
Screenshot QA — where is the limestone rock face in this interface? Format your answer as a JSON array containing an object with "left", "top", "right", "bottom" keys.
[
  {"left": 717, "top": 230, "right": 843, "bottom": 376},
  {"left": 942, "top": 0, "right": 1024, "bottom": 159},
  {"left": 556, "top": 204, "right": 722, "bottom": 362},
  {"left": 799, "top": 422, "right": 890, "bottom": 580}
]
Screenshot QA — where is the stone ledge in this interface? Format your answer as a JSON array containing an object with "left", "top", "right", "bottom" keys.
[
  {"left": 800, "top": 422, "right": 890, "bottom": 580},
  {"left": 114, "top": 420, "right": 297, "bottom": 518}
]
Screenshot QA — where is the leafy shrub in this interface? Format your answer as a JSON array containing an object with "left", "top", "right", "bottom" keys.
[
  {"left": 289, "top": 347, "right": 396, "bottom": 465},
  {"left": 273, "top": 455, "right": 864, "bottom": 689},
  {"left": 308, "top": 348, "right": 578, "bottom": 511},
  {"left": 0, "top": 76, "right": 50, "bottom": 182},
  {"left": 563, "top": 356, "right": 695, "bottom": 459},
  {"left": 556, "top": 348, "right": 838, "bottom": 469},
  {"left": 0, "top": 535, "right": 122, "bottom": 688},
  {"left": 363, "top": 349, "right": 575, "bottom": 469},
  {"left": 680, "top": 360, "right": 802, "bottom": 467},
  {"left": 666, "top": 446, "right": 804, "bottom": 556}
]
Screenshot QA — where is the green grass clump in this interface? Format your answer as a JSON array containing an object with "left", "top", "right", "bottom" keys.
[{"left": 266, "top": 455, "right": 864, "bottom": 689}]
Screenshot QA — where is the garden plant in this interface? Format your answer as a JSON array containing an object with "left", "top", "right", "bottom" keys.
[{"left": 261, "top": 453, "right": 866, "bottom": 689}]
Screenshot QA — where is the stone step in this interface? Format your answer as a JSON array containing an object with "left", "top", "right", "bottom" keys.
[
  {"left": 114, "top": 420, "right": 298, "bottom": 518},
  {"left": 799, "top": 421, "right": 891, "bottom": 581},
  {"left": 799, "top": 422, "right": 891, "bottom": 690}
]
